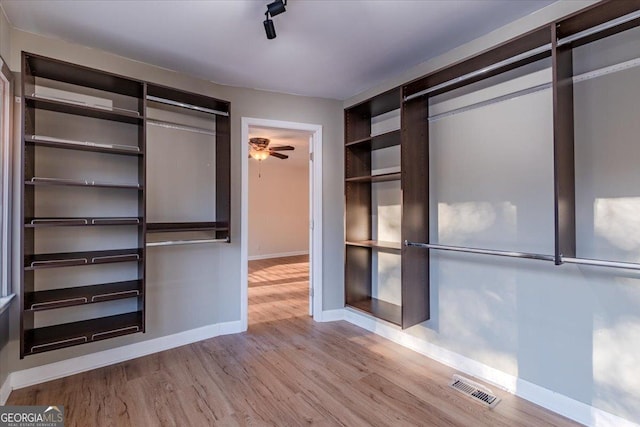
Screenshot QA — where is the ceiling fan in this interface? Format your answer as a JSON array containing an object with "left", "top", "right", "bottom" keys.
[{"left": 249, "top": 137, "right": 294, "bottom": 160}]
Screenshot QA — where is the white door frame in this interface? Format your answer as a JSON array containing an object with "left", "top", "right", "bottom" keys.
[{"left": 240, "top": 117, "right": 323, "bottom": 330}]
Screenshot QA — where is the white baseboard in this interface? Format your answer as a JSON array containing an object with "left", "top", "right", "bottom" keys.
[
  {"left": 248, "top": 250, "right": 309, "bottom": 261},
  {"left": 343, "top": 309, "right": 638, "bottom": 427},
  {"left": 0, "top": 319, "right": 243, "bottom": 403},
  {"left": 0, "top": 375, "right": 11, "bottom": 405},
  {"left": 317, "top": 309, "right": 346, "bottom": 322}
]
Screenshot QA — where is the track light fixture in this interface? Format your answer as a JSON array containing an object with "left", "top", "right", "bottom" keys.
[
  {"left": 263, "top": 0, "right": 287, "bottom": 40},
  {"left": 264, "top": 15, "right": 277, "bottom": 40}
]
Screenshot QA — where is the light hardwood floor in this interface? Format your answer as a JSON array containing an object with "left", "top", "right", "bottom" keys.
[{"left": 8, "top": 255, "right": 579, "bottom": 426}]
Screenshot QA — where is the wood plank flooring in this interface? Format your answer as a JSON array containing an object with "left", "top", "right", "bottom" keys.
[{"left": 8, "top": 255, "right": 579, "bottom": 426}]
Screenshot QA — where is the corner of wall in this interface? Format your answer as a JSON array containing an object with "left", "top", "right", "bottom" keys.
[{"left": 0, "top": 4, "right": 12, "bottom": 64}]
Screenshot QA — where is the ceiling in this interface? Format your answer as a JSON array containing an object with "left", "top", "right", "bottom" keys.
[
  {"left": 0, "top": 0, "right": 555, "bottom": 100},
  {"left": 249, "top": 126, "right": 310, "bottom": 168}
]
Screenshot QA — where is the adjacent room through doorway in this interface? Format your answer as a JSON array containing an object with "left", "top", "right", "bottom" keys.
[{"left": 247, "top": 125, "right": 312, "bottom": 324}]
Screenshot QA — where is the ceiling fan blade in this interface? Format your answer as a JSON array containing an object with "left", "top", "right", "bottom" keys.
[
  {"left": 270, "top": 145, "right": 295, "bottom": 151},
  {"left": 270, "top": 152, "right": 289, "bottom": 160}
]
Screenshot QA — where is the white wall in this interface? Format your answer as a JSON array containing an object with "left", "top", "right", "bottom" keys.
[
  {"left": 343, "top": 1, "right": 640, "bottom": 425},
  {"left": 248, "top": 159, "right": 309, "bottom": 259},
  {"left": 0, "top": 8, "right": 9, "bottom": 63},
  {"left": 4, "top": 27, "right": 344, "bottom": 373}
]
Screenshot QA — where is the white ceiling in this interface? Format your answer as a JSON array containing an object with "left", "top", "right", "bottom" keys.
[
  {"left": 0, "top": 0, "right": 555, "bottom": 100},
  {"left": 249, "top": 126, "right": 310, "bottom": 167}
]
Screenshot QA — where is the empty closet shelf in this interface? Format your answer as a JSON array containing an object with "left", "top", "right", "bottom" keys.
[
  {"left": 24, "top": 311, "right": 143, "bottom": 356},
  {"left": 24, "top": 280, "right": 143, "bottom": 312},
  {"left": 345, "top": 129, "right": 401, "bottom": 149},
  {"left": 25, "top": 217, "right": 142, "bottom": 227},
  {"left": 26, "top": 135, "right": 142, "bottom": 156},
  {"left": 24, "top": 53, "right": 144, "bottom": 98},
  {"left": 346, "top": 240, "right": 402, "bottom": 251},
  {"left": 348, "top": 298, "right": 402, "bottom": 326},
  {"left": 146, "top": 222, "right": 228, "bottom": 233},
  {"left": 146, "top": 238, "right": 229, "bottom": 247},
  {"left": 25, "top": 248, "right": 143, "bottom": 270},
  {"left": 24, "top": 95, "right": 143, "bottom": 124},
  {"left": 345, "top": 172, "right": 401, "bottom": 183},
  {"left": 26, "top": 177, "right": 142, "bottom": 190}
]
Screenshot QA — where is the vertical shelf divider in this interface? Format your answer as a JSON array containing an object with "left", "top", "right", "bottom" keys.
[
  {"left": 401, "top": 94, "right": 430, "bottom": 327},
  {"left": 552, "top": 24, "right": 577, "bottom": 265}
]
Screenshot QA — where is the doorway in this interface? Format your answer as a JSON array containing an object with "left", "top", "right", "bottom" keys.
[{"left": 240, "top": 118, "right": 323, "bottom": 330}]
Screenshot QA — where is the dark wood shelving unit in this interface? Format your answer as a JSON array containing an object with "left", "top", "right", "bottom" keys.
[
  {"left": 344, "top": 1, "right": 639, "bottom": 329},
  {"left": 391, "top": 0, "right": 640, "bottom": 297},
  {"left": 20, "top": 52, "right": 233, "bottom": 358},
  {"left": 20, "top": 52, "right": 146, "bottom": 358},
  {"left": 24, "top": 280, "right": 143, "bottom": 312},
  {"left": 24, "top": 311, "right": 143, "bottom": 356},
  {"left": 25, "top": 217, "right": 143, "bottom": 228},
  {"left": 25, "top": 135, "right": 143, "bottom": 156},
  {"left": 345, "top": 87, "right": 429, "bottom": 329}
]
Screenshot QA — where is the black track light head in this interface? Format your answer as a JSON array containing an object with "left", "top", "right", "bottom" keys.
[
  {"left": 267, "top": 0, "right": 286, "bottom": 17},
  {"left": 264, "top": 17, "right": 277, "bottom": 39}
]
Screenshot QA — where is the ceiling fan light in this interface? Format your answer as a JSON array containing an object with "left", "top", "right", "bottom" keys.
[{"left": 250, "top": 148, "right": 270, "bottom": 161}]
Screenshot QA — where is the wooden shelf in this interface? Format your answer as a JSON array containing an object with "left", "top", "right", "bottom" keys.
[
  {"left": 348, "top": 298, "right": 402, "bottom": 326},
  {"left": 147, "top": 83, "right": 230, "bottom": 116},
  {"left": 24, "top": 311, "right": 143, "bottom": 356},
  {"left": 348, "top": 87, "right": 402, "bottom": 118},
  {"left": 146, "top": 222, "right": 228, "bottom": 233},
  {"left": 346, "top": 129, "right": 401, "bottom": 150},
  {"left": 25, "top": 178, "right": 142, "bottom": 190},
  {"left": 345, "top": 172, "right": 401, "bottom": 183},
  {"left": 25, "top": 248, "right": 143, "bottom": 271},
  {"left": 24, "top": 280, "right": 143, "bottom": 312},
  {"left": 24, "top": 95, "right": 142, "bottom": 124},
  {"left": 25, "top": 52, "right": 143, "bottom": 98},
  {"left": 346, "top": 240, "right": 402, "bottom": 252},
  {"left": 25, "top": 217, "right": 143, "bottom": 228},
  {"left": 25, "top": 135, "right": 143, "bottom": 156}
]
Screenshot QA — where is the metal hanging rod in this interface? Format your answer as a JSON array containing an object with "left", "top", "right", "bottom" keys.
[
  {"left": 405, "top": 241, "right": 555, "bottom": 262},
  {"left": 146, "top": 238, "right": 229, "bottom": 247},
  {"left": 428, "top": 82, "right": 551, "bottom": 122},
  {"left": 146, "top": 95, "right": 229, "bottom": 117},
  {"left": 404, "top": 44, "right": 552, "bottom": 102},
  {"left": 147, "top": 119, "right": 216, "bottom": 137},
  {"left": 31, "top": 135, "right": 140, "bottom": 152},
  {"left": 561, "top": 257, "right": 640, "bottom": 271},
  {"left": 573, "top": 56, "right": 640, "bottom": 84},
  {"left": 557, "top": 10, "right": 640, "bottom": 48},
  {"left": 428, "top": 55, "right": 640, "bottom": 121}
]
